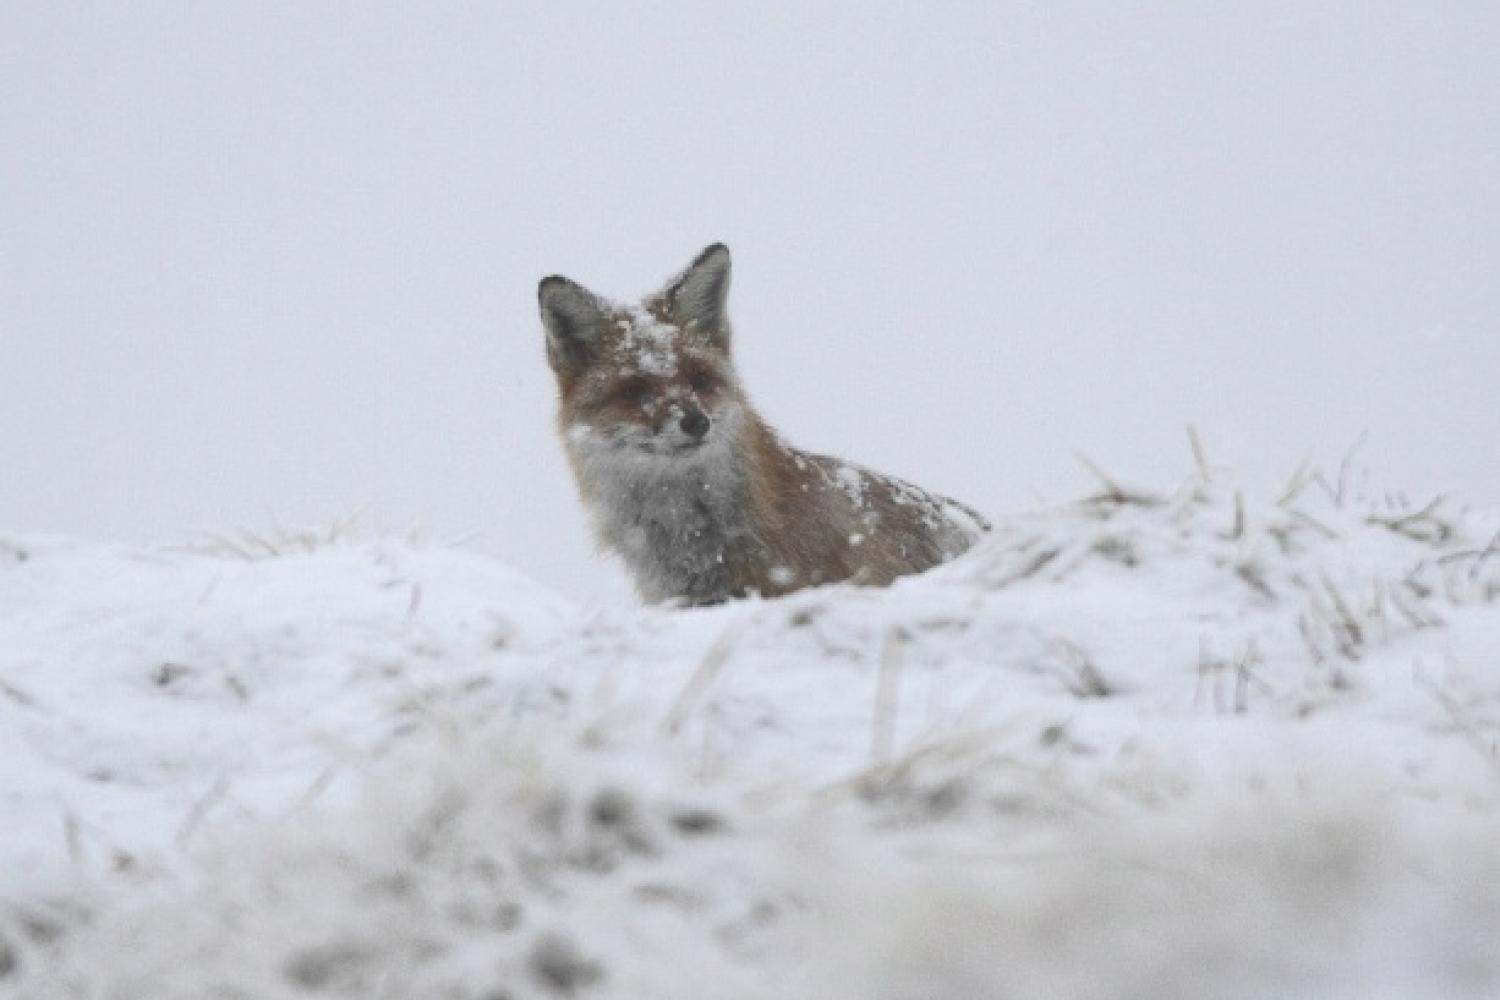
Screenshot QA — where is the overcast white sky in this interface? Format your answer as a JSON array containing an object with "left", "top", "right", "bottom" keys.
[{"left": 3, "top": 3, "right": 1497, "bottom": 601}]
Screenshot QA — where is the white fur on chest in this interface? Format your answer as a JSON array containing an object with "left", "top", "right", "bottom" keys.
[{"left": 567, "top": 430, "right": 753, "bottom": 603}]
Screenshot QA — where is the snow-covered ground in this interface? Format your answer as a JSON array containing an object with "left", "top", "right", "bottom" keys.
[{"left": 4, "top": 458, "right": 1499, "bottom": 999}]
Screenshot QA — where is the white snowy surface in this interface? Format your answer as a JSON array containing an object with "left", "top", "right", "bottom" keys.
[{"left": 3, "top": 463, "right": 1500, "bottom": 999}]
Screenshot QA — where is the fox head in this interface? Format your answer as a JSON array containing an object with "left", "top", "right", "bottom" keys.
[{"left": 539, "top": 243, "right": 746, "bottom": 461}]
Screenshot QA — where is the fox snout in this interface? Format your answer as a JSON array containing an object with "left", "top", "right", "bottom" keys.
[
  {"left": 679, "top": 405, "right": 709, "bottom": 440},
  {"left": 653, "top": 400, "right": 713, "bottom": 454}
]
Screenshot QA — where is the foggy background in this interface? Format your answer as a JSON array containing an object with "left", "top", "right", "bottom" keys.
[{"left": 3, "top": 2, "right": 1496, "bottom": 602}]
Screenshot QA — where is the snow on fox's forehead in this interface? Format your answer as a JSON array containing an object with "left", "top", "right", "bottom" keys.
[{"left": 611, "top": 306, "right": 681, "bottom": 377}]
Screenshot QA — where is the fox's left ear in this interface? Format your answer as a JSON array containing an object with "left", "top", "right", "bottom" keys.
[{"left": 666, "top": 243, "right": 732, "bottom": 340}]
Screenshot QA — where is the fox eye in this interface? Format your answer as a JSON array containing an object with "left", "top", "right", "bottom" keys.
[
  {"left": 687, "top": 369, "right": 718, "bottom": 394},
  {"left": 615, "top": 378, "right": 649, "bottom": 405}
]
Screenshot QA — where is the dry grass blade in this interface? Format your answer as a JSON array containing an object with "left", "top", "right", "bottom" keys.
[
  {"left": 1197, "top": 636, "right": 1230, "bottom": 713},
  {"left": 1234, "top": 560, "right": 1275, "bottom": 601},
  {"left": 1194, "top": 635, "right": 1211, "bottom": 709},
  {"left": 986, "top": 546, "right": 1062, "bottom": 589},
  {"left": 1308, "top": 471, "right": 1341, "bottom": 506},
  {"left": 1333, "top": 432, "right": 1368, "bottom": 507},
  {"left": 1187, "top": 425, "right": 1211, "bottom": 484},
  {"left": 1368, "top": 495, "right": 1453, "bottom": 545},
  {"left": 1219, "top": 491, "right": 1246, "bottom": 541},
  {"left": 1403, "top": 560, "right": 1433, "bottom": 598},
  {"left": 1366, "top": 581, "right": 1392, "bottom": 642},
  {"left": 1435, "top": 529, "right": 1500, "bottom": 582},
  {"left": 1075, "top": 453, "right": 1163, "bottom": 508},
  {"left": 1319, "top": 573, "right": 1364, "bottom": 653},
  {"left": 442, "top": 530, "right": 484, "bottom": 549},
  {"left": 1388, "top": 586, "right": 1442, "bottom": 629},
  {"left": 245, "top": 531, "right": 282, "bottom": 559},
  {"left": 0, "top": 679, "right": 41, "bottom": 709},
  {"left": 1051, "top": 637, "right": 1113, "bottom": 698},
  {"left": 170, "top": 510, "right": 375, "bottom": 561},
  {"left": 1419, "top": 676, "right": 1500, "bottom": 777},
  {"left": 870, "top": 626, "right": 907, "bottom": 764},
  {"left": 185, "top": 532, "right": 257, "bottom": 560},
  {"left": 1473, "top": 529, "right": 1500, "bottom": 581},
  {"left": 295, "top": 767, "right": 340, "bottom": 812},
  {"left": 1297, "top": 611, "right": 1327, "bottom": 664},
  {"left": 1277, "top": 461, "right": 1315, "bottom": 507},
  {"left": 1289, "top": 509, "right": 1342, "bottom": 540},
  {"left": 176, "top": 776, "right": 232, "bottom": 848},
  {"left": 661, "top": 617, "right": 749, "bottom": 736},
  {"left": 63, "top": 810, "right": 82, "bottom": 865},
  {"left": 1306, "top": 587, "right": 1359, "bottom": 661},
  {"left": 1233, "top": 640, "right": 1271, "bottom": 715}
]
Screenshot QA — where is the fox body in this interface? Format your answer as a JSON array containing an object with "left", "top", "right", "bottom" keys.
[{"left": 539, "top": 244, "right": 988, "bottom": 606}]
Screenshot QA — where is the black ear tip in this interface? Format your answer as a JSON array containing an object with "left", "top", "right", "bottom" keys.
[
  {"left": 539, "top": 275, "right": 587, "bottom": 312},
  {"left": 696, "top": 243, "right": 730, "bottom": 267}
]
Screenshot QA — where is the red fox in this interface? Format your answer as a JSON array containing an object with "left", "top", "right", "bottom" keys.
[{"left": 538, "top": 243, "right": 989, "bottom": 606}]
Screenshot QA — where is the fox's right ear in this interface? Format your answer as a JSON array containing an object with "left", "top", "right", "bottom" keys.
[{"left": 539, "top": 276, "right": 605, "bottom": 374}]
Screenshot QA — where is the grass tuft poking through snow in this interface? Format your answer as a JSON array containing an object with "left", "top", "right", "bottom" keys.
[{"left": 3, "top": 456, "right": 1499, "bottom": 998}]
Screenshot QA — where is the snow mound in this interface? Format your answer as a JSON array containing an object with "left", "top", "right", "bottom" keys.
[{"left": 3, "top": 465, "right": 1499, "bottom": 998}]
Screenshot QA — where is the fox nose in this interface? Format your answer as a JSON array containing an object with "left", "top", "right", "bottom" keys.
[{"left": 679, "top": 408, "right": 710, "bottom": 439}]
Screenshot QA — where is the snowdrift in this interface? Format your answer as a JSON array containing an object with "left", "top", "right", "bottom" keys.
[{"left": 3, "top": 461, "right": 1499, "bottom": 999}]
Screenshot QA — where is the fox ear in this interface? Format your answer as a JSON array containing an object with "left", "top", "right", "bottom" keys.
[
  {"left": 666, "top": 243, "right": 732, "bottom": 338},
  {"left": 539, "top": 276, "right": 605, "bottom": 373}
]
